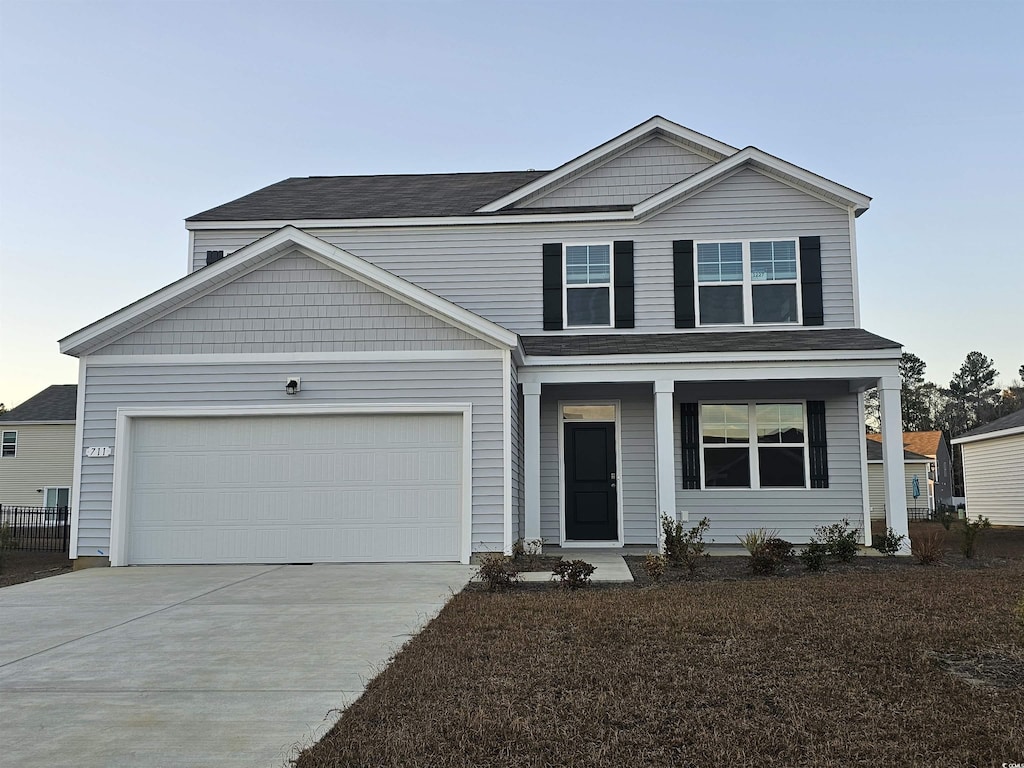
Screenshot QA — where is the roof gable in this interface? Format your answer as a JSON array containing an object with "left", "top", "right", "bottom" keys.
[
  {"left": 952, "top": 408, "right": 1024, "bottom": 443},
  {"left": 0, "top": 385, "right": 78, "bottom": 422},
  {"left": 60, "top": 227, "right": 519, "bottom": 357}
]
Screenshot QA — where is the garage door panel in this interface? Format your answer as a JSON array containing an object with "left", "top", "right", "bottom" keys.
[{"left": 126, "top": 413, "right": 463, "bottom": 564}]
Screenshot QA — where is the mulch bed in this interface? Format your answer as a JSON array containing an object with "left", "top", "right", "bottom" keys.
[
  {"left": 294, "top": 556, "right": 1024, "bottom": 766},
  {"left": 0, "top": 551, "right": 72, "bottom": 588}
]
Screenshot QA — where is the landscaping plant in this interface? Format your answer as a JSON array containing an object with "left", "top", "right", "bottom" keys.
[
  {"left": 551, "top": 559, "right": 596, "bottom": 589},
  {"left": 662, "top": 514, "right": 711, "bottom": 572},
  {"left": 959, "top": 514, "right": 991, "bottom": 559},
  {"left": 739, "top": 528, "right": 793, "bottom": 574},
  {"left": 798, "top": 540, "right": 828, "bottom": 572},
  {"left": 0, "top": 521, "right": 14, "bottom": 573},
  {"left": 641, "top": 553, "right": 667, "bottom": 582},
  {"left": 475, "top": 553, "right": 519, "bottom": 591},
  {"left": 911, "top": 529, "right": 946, "bottom": 565},
  {"left": 937, "top": 504, "right": 957, "bottom": 531},
  {"left": 874, "top": 527, "right": 907, "bottom": 557},
  {"left": 814, "top": 518, "right": 861, "bottom": 562}
]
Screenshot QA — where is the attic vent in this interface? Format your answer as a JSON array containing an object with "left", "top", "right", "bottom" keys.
[{"left": 206, "top": 250, "right": 225, "bottom": 266}]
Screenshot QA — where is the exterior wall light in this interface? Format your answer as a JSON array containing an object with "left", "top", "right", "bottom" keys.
[{"left": 285, "top": 377, "right": 301, "bottom": 395}]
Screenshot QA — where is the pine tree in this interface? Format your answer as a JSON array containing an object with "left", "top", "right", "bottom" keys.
[
  {"left": 899, "top": 352, "right": 934, "bottom": 431},
  {"left": 945, "top": 351, "right": 1000, "bottom": 434}
]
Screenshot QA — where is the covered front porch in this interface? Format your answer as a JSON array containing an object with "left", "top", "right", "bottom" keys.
[{"left": 516, "top": 333, "right": 911, "bottom": 553}]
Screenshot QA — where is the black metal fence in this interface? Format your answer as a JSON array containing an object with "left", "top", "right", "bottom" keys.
[{"left": 0, "top": 505, "right": 71, "bottom": 553}]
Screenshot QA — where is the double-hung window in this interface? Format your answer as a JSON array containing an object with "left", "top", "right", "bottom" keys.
[
  {"left": 1, "top": 431, "right": 16, "bottom": 458},
  {"left": 696, "top": 239, "right": 800, "bottom": 325},
  {"left": 700, "top": 403, "right": 808, "bottom": 488},
  {"left": 564, "top": 244, "right": 613, "bottom": 327}
]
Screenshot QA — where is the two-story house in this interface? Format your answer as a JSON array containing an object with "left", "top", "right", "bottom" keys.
[{"left": 58, "top": 116, "right": 910, "bottom": 567}]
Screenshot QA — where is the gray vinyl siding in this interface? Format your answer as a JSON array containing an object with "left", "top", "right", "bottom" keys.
[
  {"left": 961, "top": 433, "right": 1024, "bottom": 526},
  {"left": 521, "top": 137, "right": 715, "bottom": 208},
  {"left": 104, "top": 253, "right": 490, "bottom": 355},
  {"left": 675, "top": 383, "right": 866, "bottom": 543},
  {"left": 539, "top": 384, "right": 656, "bottom": 545},
  {"left": 76, "top": 359, "right": 505, "bottom": 556},
  {"left": 190, "top": 167, "right": 856, "bottom": 329},
  {"left": 0, "top": 424, "right": 75, "bottom": 506},
  {"left": 510, "top": 361, "right": 523, "bottom": 543},
  {"left": 867, "top": 461, "right": 930, "bottom": 520}
]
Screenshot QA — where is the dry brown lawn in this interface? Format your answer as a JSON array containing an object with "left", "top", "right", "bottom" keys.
[{"left": 294, "top": 560, "right": 1024, "bottom": 767}]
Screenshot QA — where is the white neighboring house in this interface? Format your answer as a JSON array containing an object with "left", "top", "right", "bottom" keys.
[
  {"left": 865, "top": 438, "right": 930, "bottom": 522},
  {"left": 57, "top": 116, "right": 914, "bottom": 567},
  {"left": 952, "top": 409, "right": 1024, "bottom": 526},
  {"left": 0, "top": 385, "right": 78, "bottom": 508}
]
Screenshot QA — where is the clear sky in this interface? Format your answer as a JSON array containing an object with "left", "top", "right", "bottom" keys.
[{"left": 1, "top": 0, "right": 1021, "bottom": 408}]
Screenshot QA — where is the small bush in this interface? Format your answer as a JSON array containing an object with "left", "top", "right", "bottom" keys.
[
  {"left": 874, "top": 527, "right": 907, "bottom": 557},
  {"left": 814, "top": 518, "right": 861, "bottom": 562},
  {"left": 510, "top": 537, "right": 544, "bottom": 563},
  {"left": 662, "top": 514, "right": 711, "bottom": 573},
  {"left": 799, "top": 540, "right": 828, "bottom": 572},
  {"left": 936, "top": 504, "right": 957, "bottom": 530},
  {"left": 642, "top": 553, "right": 667, "bottom": 581},
  {"left": 476, "top": 553, "right": 519, "bottom": 591},
  {"left": 0, "top": 521, "right": 14, "bottom": 573},
  {"left": 910, "top": 529, "right": 945, "bottom": 565},
  {"left": 959, "top": 514, "right": 991, "bottom": 559},
  {"left": 739, "top": 529, "right": 793, "bottom": 574},
  {"left": 551, "top": 559, "right": 596, "bottom": 589}
]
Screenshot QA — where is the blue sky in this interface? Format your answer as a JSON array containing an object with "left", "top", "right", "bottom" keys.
[{"left": 1, "top": 0, "right": 1021, "bottom": 407}]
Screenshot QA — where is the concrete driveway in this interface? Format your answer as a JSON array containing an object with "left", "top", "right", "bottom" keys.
[{"left": 0, "top": 563, "right": 473, "bottom": 768}]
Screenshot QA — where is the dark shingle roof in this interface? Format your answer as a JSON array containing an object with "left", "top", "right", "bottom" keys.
[
  {"left": 520, "top": 329, "right": 901, "bottom": 356},
  {"left": 865, "top": 439, "right": 930, "bottom": 462},
  {"left": 187, "top": 171, "right": 550, "bottom": 222},
  {"left": 955, "top": 408, "right": 1024, "bottom": 440},
  {"left": 0, "top": 385, "right": 78, "bottom": 422}
]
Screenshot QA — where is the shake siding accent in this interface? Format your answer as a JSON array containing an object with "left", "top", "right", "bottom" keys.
[
  {"left": 0, "top": 424, "right": 75, "bottom": 506},
  {"left": 190, "top": 168, "right": 855, "bottom": 330},
  {"left": 521, "top": 137, "right": 715, "bottom": 208},
  {"left": 867, "top": 461, "right": 931, "bottom": 520},
  {"left": 105, "top": 254, "right": 491, "bottom": 355},
  {"left": 961, "top": 434, "right": 1024, "bottom": 526},
  {"left": 539, "top": 384, "right": 656, "bottom": 545},
  {"left": 674, "top": 384, "right": 865, "bottom": 542},
  {"left": 76, "top": 360, "right": 505, "bottom": 555}
]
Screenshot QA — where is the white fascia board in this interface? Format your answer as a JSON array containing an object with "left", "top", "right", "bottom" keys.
[
  {"left": 475, "top": 116, "right": 739, "bottom": 213},
  {"left": 60, "top": 226, "right": 518, "bottom": 355},
  {"left": 523, "top": 348, "right": 902, "bottom": 367},
  {"left": 633, "top": 147, "right": 872, "bottom": 218},
  {"left": 0, "top": 420, "right": 76, "bottom": 426},
  {"left": 86, "top": 350, "right": 505, "bottom": 366},
  {"left": 185, "top": 210, "right": 630, "bottom": 231},
  {"left": 952, "top": 425, "right": 1024, "bottom": 445}
]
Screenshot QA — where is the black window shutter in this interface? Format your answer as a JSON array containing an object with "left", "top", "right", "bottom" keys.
[
  {"left": 673, "top": 240, "right": 695, "bottom": 328},
  {"left": 542, "top": 243, "right": 563, "bottom": 331},
  {"left": 679, "top": 402, "right": 701, "bottom": 490},
  {"left": 799, "top": 236, "right": 824, "bottom": 326},
  {"left": 807, "top": 400, "right": 829, "bottom": 488},
  {"left": 613, "top": 240, "right": 634, "bottom": 329},
  {"left": 206, "top": 250, "right": 225, "bottom": 266}
]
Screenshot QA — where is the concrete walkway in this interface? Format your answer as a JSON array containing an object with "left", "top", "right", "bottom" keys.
[
  {"left": 0, "top": 563, "right": 473, "bottom": 768},
  {"left": 519, "top": 548, "right": 634, "bottom": 582}
]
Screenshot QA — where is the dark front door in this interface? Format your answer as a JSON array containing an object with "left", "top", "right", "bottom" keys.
[{"left": 564, "top": 421, "right": 618, "bottom": 541}]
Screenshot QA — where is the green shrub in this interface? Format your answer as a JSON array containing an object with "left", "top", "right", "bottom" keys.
[
  {"left": 551, "top": 559, "right": 596, "bottom": 589},
  {"left": 739, "top": 529, "right": 793, "bottom": 574},
  {"left": 814, "top": 518, "right": 861, "bottom": 562},
  {"left": 959, "top": 514, "right": 991, "bottom": 559},
  {"left": 936, "top": 504, "right": 957, "bottom": 530},
  {"left": 874, "top": 527, "right": 907, "bottom": 557},
  {"left": 476, "top": 553, "right": 519, "bottom": 591},
  {"left": 911, "top": 529, "right": 946, "bottom": 565},
  {"left": 510, "top": 537, "right": 544, "bottom": 564},
  {"left": 798, "top": 540, "right": 828, "bottom": 572},
  {"left": 642, "top": 553, "right": 667, "bottom": 582},
  {"left": 662, "top": 515, "right": 711, "bottom": 573}
]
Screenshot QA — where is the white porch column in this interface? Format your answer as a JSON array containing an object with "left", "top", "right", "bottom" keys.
[
  {"left": 654, "top": 380, "right": 677, "bottom": 536},
  {"left": 878, "top": 376, "right": 911, "bottom": 554},
  {"left": 523, "top": 382, "right": 542, "bottom": 544}
]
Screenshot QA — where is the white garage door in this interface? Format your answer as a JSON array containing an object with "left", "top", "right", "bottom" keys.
[{"left": 125, "top": 413, "right": 463, "bottom": 564}]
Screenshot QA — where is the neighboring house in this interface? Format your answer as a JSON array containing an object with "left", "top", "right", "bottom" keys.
[
  {"left": 951, "top": 409, "right": 1024, "bottom": 526},
  {"left": 865, "top": 438, "right": 930, "bottom": 521},
  {"left": 866, "top": 430, "right": 953, "bottom": 509},
  {"left": 0, "top": 385, "right": 78, "bottom": 508},
  {"left": 58, "top": 116, "right": 911, "bottom": 567}
]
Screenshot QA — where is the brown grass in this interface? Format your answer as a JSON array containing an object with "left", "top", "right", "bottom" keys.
[{"left": 294, "top": 562, "right": 1024, "bottom": 767}]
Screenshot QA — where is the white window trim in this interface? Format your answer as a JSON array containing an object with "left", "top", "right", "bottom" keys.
[
  {"left": 562, "top": 242, "right": 615, "bottom": 330},
  {"left": 43, "top": 486, "right": 71, "bottom": 508},
  {"left": 694, "top": 238, "right": 803, "bottom": 327},
  {"left": 1, "top": 430, "right": 17, "bottom": 458},
  {"left": 698, "top": 400, "right": 811, "bottom": 490},
  {"left": 557, "top": 400, "right": 624, "bottom": 546}
]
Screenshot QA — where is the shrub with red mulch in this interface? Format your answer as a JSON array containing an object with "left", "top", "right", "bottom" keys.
[{"left": 292, "top": 563, "right": 1024, "bottom": 767}]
